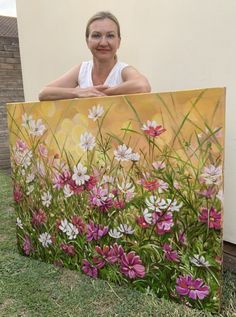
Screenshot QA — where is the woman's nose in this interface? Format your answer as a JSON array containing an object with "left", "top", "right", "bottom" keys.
[{"left": 99, "top": 36, "right": 108, "bottom": 45}]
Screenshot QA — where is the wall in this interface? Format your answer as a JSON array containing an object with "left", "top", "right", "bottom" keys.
[
  {"left": 16, "top": 0, "right": 236, "bottom": 243},
  {"left": 0, "top": 35, "right": 24, "bottom": 170}
]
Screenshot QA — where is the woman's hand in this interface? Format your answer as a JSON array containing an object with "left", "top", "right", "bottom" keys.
[{"left": 74, "top": 85, "right": 109, "bottom": 97}]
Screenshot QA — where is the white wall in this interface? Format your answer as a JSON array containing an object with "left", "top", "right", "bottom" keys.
[{"left": 16, "top": 0, "right": 236, "bottom": 243}]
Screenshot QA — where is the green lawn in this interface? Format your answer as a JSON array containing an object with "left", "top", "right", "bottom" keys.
[{"left": 0, "top": 171, "right": 235, "bottom": 317}]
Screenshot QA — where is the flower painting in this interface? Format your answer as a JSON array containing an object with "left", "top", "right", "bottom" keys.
[{"left": 7, "top": 88, "right": 225, "bottom": 312}]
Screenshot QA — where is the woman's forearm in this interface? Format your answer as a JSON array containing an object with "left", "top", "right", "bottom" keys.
[
  {"left": 104, "top": 79, "right": 151, "bottom": 96},
  {"left": 38, "top": 87, "right": 78, "bottom": 101}
]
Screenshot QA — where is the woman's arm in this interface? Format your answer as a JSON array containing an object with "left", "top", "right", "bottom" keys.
[
  {"left": 104, "top": 66, "right": 151, "bottom": 96},
  {"left": 38, "top": 65, "right": 108, "bottom": 101}
]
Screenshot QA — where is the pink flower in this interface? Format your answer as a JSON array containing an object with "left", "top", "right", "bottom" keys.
[
  {"left": 16, "top": 139, "right": 28, "bottom": 152},
  {"left": 60, "top": 243, "right": 76, "bottom": 256},
  {"left": 163, "top": 243, "right": 179, "bottom": 262},
  {"left": 136, "top": 215, "right": 150, "bottom": 228},
  {"left": 141, "top": 179, "right": 160, "bottom": 191},
  {"left": 22, "top": 234, "right": 33, "bottom": 255},
  {"left": 198, "top": 187, "right": 216, "bottom": 199},
  {"left": 38, "top": 143, "right": 48, "bottom": 158},
  {"left": 120, "top": 251, "right": 145, "bottom": 279},
  {"left": 199, "top": 207, "right": 221, "bottom": 229},
  {"left": 86, "top": 221, "right": 108, "bottom": 241},
  {"left": 81, "top": 259, "right": 98, "bottom": 278},
  {"left": 13, "top": 184, "right": 23, "bottom": 203},
  {"left": 153, "top": 211, "right": 174, "bottom": 235},
  {"left": 176, "top": 275, "right": 210, "bottom": 300},
  {"left": 89, "top": 186, "right": 113, "bottom": 212},
  {"left": 71, "top": 215, "right": 85, "bottom": 234},
  {"left": 142, "top": 120, "right": 166, "bottom": 137},
  {"left": 31, "top": 209, "right": 47, "bottom": 226}
]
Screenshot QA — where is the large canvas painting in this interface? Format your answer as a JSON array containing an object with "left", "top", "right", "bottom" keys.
[{"left": 7, "top": 88, "right": 225, "bottom": 312}]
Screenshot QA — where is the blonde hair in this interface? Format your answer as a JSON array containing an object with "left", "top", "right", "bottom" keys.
[{"left": 85, "top": 11, "right": 121, "bottom": 39}]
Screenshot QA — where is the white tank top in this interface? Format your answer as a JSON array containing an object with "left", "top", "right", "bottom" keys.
[{"left": 78, "top": 60, "right": 128, "bottom": 88}]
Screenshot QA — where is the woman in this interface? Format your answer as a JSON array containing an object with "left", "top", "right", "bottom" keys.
[{"left": 38, "top": 11, "right": 151, "bottom": 101}]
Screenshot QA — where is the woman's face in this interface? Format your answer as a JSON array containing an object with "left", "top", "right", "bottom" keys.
[{"left": 86, "top": 18, "right": 121, "bottom": 61}]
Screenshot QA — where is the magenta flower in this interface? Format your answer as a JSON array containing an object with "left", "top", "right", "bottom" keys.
[
  {"left": 176, "top": 275, "right": 210, "bottom": 300},
  {"left": 81, "top": 259, "right": 98, "bottom": 278},
  {"left": 67, "top": 179, "right": 84, "bottom": 195},
  {"left": 31, "top": 209, "right": 47, "bottom": 226},
  {"left": 13, "top": 184, "right": 23, "bottom": 203},
  {"left": 120, "top": 251, "right": 145, "bottom": 279},
  {"left": 136, "top": 215, "right": 150, "bottom": 228},
  {"left": 142, "top": 120, "right": 166, "bottom": 137},
  {"left": 16, "top": 139, "right": 28, "bottom": 151},
  {"left": 199, "top": 207, "right": 221, "bottom": 229},
  {"left": 53, "top": 170, "right": 71, "bottom": 189},
  {"left": 71, "top": 215, "right": 85, "bottom": 234},
  {"left": 107, "top": 243, "right": 125, "bottom": 264},
  {"left": 141, "top": 179, "right": 160, "bottom": 191},
  {"left": 60, "top": 243, "right": 76, "bottom": 256},
  {"left": 89, "top": 186, "right": 113, "bottom": 212},
  {"left": 22, "top": 234, "right": 33, "bottom": 255},
  {"left": 153, "top": 211, "right": 174, "bottom": 235},
  {"left": 85, "top": 175, "right": 97, "bottom": 190},
  {"left": 113, "top": 199, "right": 125, "bottom": 209},
  {"left": 86, "top": 221, "right": 108, "bottom": 241},
  {"left": 163, "top": 243, "right": 179, "bottom": 262},
  {"left": 93, "top": 245, "right": 110, "bottom": 268}
]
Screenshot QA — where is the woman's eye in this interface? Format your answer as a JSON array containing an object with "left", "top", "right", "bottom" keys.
[
  {"left": 107, "top": 34, "right": 115, "bottom": 39},
  {"left": 91, "top": 34, "right": 101, "bottom": 39}
]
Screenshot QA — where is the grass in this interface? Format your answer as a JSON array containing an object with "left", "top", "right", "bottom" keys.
[{"left": 0, "top": 170, "right": 235, "bottom": 317}]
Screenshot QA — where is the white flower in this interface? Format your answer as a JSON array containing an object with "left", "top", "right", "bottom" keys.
[
  {"left": 63, "top": 184, "right": 73, "bottom": 198},
  {"left": 59, "top": 219, "right": 69, "bottom": 233},
  {"left": 22, "top": 113, "right": 33, "bottom": 128},
  {"left": 38, "top": 232, "right": 52, "bottom": 247},
  {"left": 130, "top": 152, "right": 140, "bottom": 162},
  {"left": 190, "top": 255, "right": 210, "bottom": 267},
  {"left": 109, "top": 228, "right": 123, "bottom": 239},
  {"left": 15, "top": 150, "right": 32, "bottom": 168},
  {"left": 72, "top": 162, "right": 89, "bottom": 186},
  {"left": 66, "top": 223, "right": 79, "bottom": 240},
  {"left": 158, "top": 198, "right": 168, "bottom": 209},
  {"left": 101, "top": 175, "right": 114, "bottom": 184},
  {"left": 216, "top": 189, "right": 224, "bottom": 204},
  {"left": 114, "top": 144, "right": 133, "bottom": 162},
  {"left": 118, "top": 180, "right": 135, "bottom": 201},
  {"left": 118, "top": 224, "right": 135, "bottom": 235},
  {"left": 118, "top": 181, "right": 135, "bottom": 194},
  {"left": 79, "top": 132, "right": 96, "bottom": 151},
  {"left": 41, "top": 191, "right": 52, "bottom": 207},
  {"left": 26, "top": 172, "right": 35, "bottom": 183},
  {"left": 143, "top": 208, "right": 153, "bottom": 224},
  {"left": 16, "top": 217, "right": 23, "bottom": 229},
  {"left": 166, "top": 199, "right": 183, "bottom": 212},
  {"left": 26, "top": 184, "right": 34, "bottom": 196},
  {"left": 145, "top": 195, "right": 161, "bottom": 211},
  {"left": 36, "top": 160, "right": 46, "bottom": 177},
  {"left": 200, "top": 164, "right": 222, "bottom": 185},
  {"left": 28, "top": 119, "right": 46, "bottom": 136},
  {"left": 141, "top": 120, "right": 158, "bottom": 130},
  {"left": 59, "top": 219, "right": 79, "bottom": 240},
  {"left": 88, "top": 104, "right": 104, "bottom": 121},
  {"left": 152, "top": 161, "right": 166, "bottom": 170}
]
